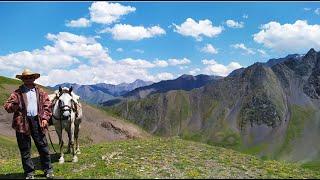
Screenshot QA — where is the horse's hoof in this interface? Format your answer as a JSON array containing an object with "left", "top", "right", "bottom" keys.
[
  {"left": 59, "top": 158, "right": 65, "bottom": 164},
  {"left": 72, "top": 156, "right": 78, "bottom": 163}
]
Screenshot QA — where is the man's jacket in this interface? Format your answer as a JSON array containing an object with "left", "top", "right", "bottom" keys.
[{"left": 3, "top": 85, "right": 52, "bottom": 135}]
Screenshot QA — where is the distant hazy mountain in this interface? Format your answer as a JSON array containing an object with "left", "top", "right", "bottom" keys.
[{"left": 49, "top": 79, "right": 153, "bottom": 105}]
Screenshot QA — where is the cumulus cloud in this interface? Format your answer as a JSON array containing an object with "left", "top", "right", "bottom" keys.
[
  {"left": 173, "top": 18, "right": 223, "bottom": 41},
  {"left": 168, "top": 58, "right": 191, "bottom": 66},
  {"left": 119, "top": 58, "right": 155, "bottom": 68},
  {"left": 253, "top": 20, "right": 320, "bottom": 53},
  {"left": 200, "top": 44, "right": 218, "bottom": 54},
  {"left": 153, "top": 59, "right": 168, "bottom": 67},
  {"left": 0, "top": 32, "right": 112, "bottom": 77},
  {"left": 66, "top": 18, "right": 90, "bottom": 27},
  {"left": 304, "top": 8, "right": 311, "bottom": 11},
  {"left": 0, "top": 31, "right": 179, "bottom": 86},
  {"left": 100, "top": 24, "right": 166, "bottom": 40},
  {"left": 226, "top": 19, "right": 244, "bottom": 28},
  {"left": 242, "top": 14, "right": 249, "bottom": 19},
  {"left": 202, "top": 59, "right": 242, "bottom": 76},
  {"left": 89, "top": 1, "right": 136, "bottom": 24},
  {"left": 315, "top": 8, "right": 320, "bottom": 15},
  {"left": 231, "top": 43, "right": 255, "bottom": 55}
]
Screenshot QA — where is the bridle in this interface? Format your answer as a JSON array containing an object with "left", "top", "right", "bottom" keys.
[{"left": 52, "top": 91, "right": 77, "bottom": 121}]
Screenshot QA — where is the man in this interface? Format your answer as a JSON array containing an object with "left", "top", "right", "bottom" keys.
[{"left": 3, "top": 69, "right": 54, "bottom": 179}]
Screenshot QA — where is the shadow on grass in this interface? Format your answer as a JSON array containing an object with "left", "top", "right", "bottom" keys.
[{"left": 0, "top": 153, "right": 61, "bottom": 179}]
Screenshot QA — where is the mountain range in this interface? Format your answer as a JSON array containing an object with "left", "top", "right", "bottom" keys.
[
  {"left": 49, "top": 79, "right": 153, "bottom": 105},
  {"left": 110, "top": 48, "right": 320, "bottom": 163}
]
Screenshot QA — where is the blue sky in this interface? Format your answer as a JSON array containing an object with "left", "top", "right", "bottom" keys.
[{"left": 0, "top": 2, "right": 320, "bottom": 86}]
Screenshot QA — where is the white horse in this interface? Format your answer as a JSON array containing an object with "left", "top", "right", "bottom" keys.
[{"left": 49, "top": 86, "right": 83, "bottom": 163}]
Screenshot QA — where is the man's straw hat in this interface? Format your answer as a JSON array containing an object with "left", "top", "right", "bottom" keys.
[{"left": 16, "top": 69, "right": 40, "bottom": 80}]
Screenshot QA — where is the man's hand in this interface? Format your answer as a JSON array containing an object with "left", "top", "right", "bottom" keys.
[{"left": 40, "top": 120, "right": 48, "bottom": 128}]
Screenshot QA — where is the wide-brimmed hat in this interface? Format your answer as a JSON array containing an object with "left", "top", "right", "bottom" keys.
[{"left": 16, "top": 69, "right": 40, "bottom": 80}]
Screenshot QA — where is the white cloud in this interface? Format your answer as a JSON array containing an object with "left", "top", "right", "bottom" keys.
[
  {"left": 242, "top": 14, "right": 249, "bottom": 19},
  {"left": 154, "top": 72, "right": 174, "bottom": 81},
  {"left": 133, "top": 49, "right": 144, "bottom": 53},
  {"left": 231, "top": 43, "right": 255, "bottom": 55},
  {"left": 0, "top": 32, "right": 172, "bottom": 86},
  {"left": 200, "top": 44, "right": 218, "bottom": 54},
  {"left": 89, "top": 2, "right": 136, "bottom": 24},
  {"left": 168, "top": 58, "right": 191, "bottom": 66},
  {"left": 257, "top": 49, "right": 267, "bottom": 56},
  {"left": 45, "top": 32, "right": 112, "bottom": 65},
  {"left": 304, "top": 8, "right": 311, "bottom": 11},
  {"left": 173, "top": 18, "right": 223, "bottom": 41},
  {"left": 66, "top": 18, "right": 90, "bottom": 28},
  {"left": 315, "top": 8, "right": 320, "bottom": 15},
  {"left": 202, "top": 59, "right": 242, "bottom": 76},
  {"left": 0, "top": 32, "right": 112, "bottom": 77},
  {"left": 189, "top": 68, "right": 201, "bottom": 75},
  {"left": 100, "top": 24, "right": 166, "bottom": 41},
  {"left": 226, "top": 19, "right": 244, "bottom": 28},
  {"left": 253, "top": 20, "right": 320, "bottom": 53},
  {"left": 153, "top": 59, "right": 168, "bottom": 67},
  {"left": 179, "top": 66, "right": 189, "bottom": 70},
  {"left": 116, "top": 48, "right": 123, "bottom": 52},
  {"left": 119, "top": 58, "right": 155, "bottom": 68}
]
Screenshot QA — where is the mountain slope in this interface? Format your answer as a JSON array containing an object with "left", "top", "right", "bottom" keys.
[
  {"left": 0, "top": 137, "right": 319, "bottom": 179},
  {"left": 123, "top": 74, "right": 222, "bottom": 99},
  {"left": 0, "top": 76, "right": 150, "bottom": 144},
  {"left": 111, "top": 48, "right": 320, "bottom": 163},
  {"left": 101, "top": 74, "right": 222, "bottom": 107}
]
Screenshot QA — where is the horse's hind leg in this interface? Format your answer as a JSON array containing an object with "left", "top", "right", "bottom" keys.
[{"left": 75, "top": 123, "right": 81, "bottom": 155}]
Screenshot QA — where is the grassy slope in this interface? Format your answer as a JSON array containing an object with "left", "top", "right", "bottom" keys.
[
  {"left": 0, "top": 135, "right": 319, "bottom": 179},
  {"left": 1, "top": 75, "right": 318, "bottom": 177},
  {"left": 0, "top": 76, "right": 22, "bottom": 105}
]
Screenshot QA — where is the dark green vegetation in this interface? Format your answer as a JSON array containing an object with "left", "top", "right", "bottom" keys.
[{"left": 1, "top": 135, "right": 319, "bottom": 179}]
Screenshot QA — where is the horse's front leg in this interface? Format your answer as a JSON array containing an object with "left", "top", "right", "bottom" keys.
[{"left": 56, "top": 127, "right": 65, "bottom": 164}]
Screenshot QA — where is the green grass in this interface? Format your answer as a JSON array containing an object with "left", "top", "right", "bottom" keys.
[
  {"left": 301, "top": 161, "right": 320, "bottom": 171},
  {"left": 0, "top": 76, "right": 22, "bottom": 104},
  {"left": 276, "top": 105, "right": 315, "bottom": 158},
  {"left": 1, "top": 137, "right": 319, "bottom": 179},
  {"left": 0, "top": 76, "right": 22, "bottom": 87}
]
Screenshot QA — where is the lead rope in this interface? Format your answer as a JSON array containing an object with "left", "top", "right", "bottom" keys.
[
  {"left": 47, "top": 97, "right": 59, "bottom": 154},
  {"left": 47, "top": 126, "right": 57, "bottom": 153}
]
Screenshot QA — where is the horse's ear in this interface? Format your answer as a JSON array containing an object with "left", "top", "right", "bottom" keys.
[
  {"left": 59, "top": 86, "right": 62, "bottom": 93},
  {"left": 69, "top": 86, "right": 73, "bottom": 93}
]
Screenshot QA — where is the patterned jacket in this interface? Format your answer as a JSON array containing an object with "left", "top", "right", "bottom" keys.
[{"left": 3, "top": 85, "right": 52, "bottom": 135}]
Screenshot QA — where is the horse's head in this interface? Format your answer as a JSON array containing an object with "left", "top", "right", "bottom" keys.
[{"left": 57, "top": 86, "right": 76, "bottom": 120}]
